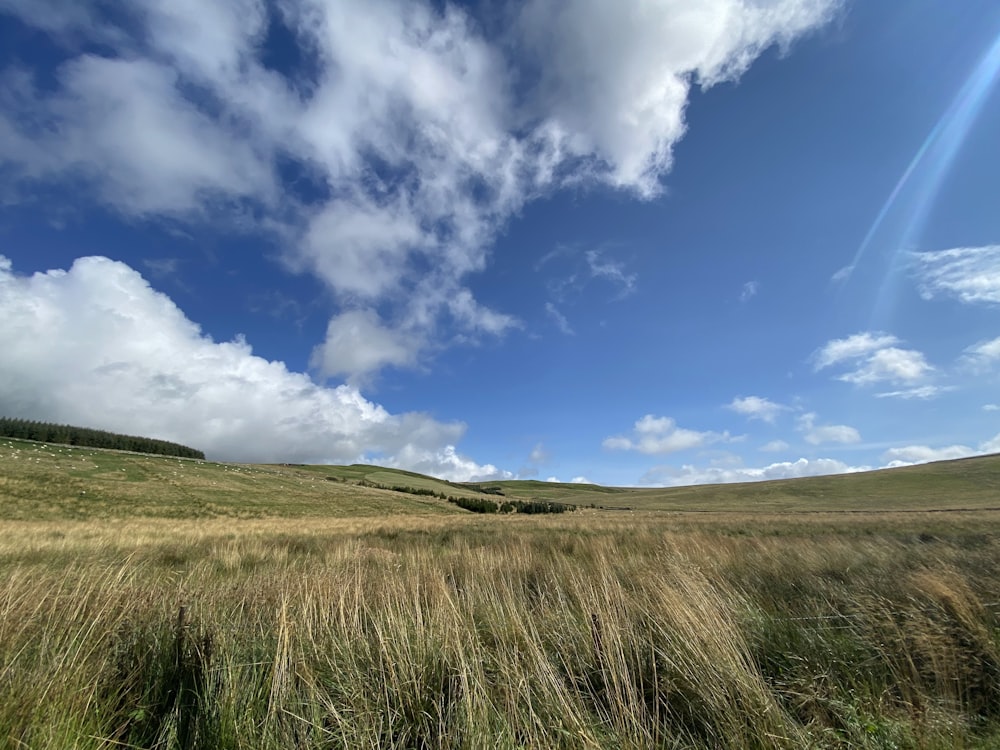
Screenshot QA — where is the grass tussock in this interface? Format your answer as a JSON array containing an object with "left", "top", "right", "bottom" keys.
[{"left": 2, "top": 513, "right": 1000, "bottom": 748}]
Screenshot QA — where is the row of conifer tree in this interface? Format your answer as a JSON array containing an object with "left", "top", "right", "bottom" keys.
[{"left": 0, "top": 417, "right": 205, "bottom": 459}]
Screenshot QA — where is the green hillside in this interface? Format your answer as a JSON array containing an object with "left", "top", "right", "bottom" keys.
[
  {"left": 494, "top": 454, "right": 1000, "bottom": 512},
  {"left": 0, "top": 438, "right": 471, "bottom": 520},
  {"left": 3, "top": 435, "right": 1000, "bottom": 520}
]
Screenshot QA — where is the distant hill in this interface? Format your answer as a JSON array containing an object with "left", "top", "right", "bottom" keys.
[
  {"left": 490, "top": 453, "right": 1000, "bottom": 512},
  {"left": 2, "top": 434, "right": 1000, "bottom": 520}
]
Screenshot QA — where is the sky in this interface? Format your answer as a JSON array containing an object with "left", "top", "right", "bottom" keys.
[{"left": 1, "top": 0, "right": 999, "bottom": 487}]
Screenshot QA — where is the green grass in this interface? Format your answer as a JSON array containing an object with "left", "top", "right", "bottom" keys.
[
  {"left": 494, "top": 453, "right": 1000, "bottom": 512},
  {"left": 0, "top": 439, "right": 467, "bottom": 520},
  {"left": 5, "top": 435, "right": 1000, "bottom": 520}
]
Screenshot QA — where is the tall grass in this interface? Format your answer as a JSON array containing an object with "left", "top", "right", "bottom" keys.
[{"left": 2, "top": 513, "right": 999, "bottom": 748}]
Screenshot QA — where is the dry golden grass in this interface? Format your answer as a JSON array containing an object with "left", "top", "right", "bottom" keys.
[{"left": 3, "top": 511, "right": 1000, "bottom": 749}]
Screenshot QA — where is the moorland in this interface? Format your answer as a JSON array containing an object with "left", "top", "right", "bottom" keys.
[{"left": 2, "top": 436, "right": 1000, "bottom": 749}]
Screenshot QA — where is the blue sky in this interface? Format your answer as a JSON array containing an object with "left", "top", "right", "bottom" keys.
[{"left": 1, "top": 0, "right": 999, "bottom": 485}]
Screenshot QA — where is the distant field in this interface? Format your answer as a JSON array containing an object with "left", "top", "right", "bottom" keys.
[
  {"left": 4, "top": 436, "right": 1000, "bottom": 520},
  {"left": 4, "top": 438, "right": 1000, "bottom": 748},
  {"left": 493, "top": 454, "right": 1000, "bottom": 512}
]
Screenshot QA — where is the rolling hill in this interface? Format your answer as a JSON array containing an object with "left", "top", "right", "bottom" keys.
[{"left": 2, "top": 435, "right": 999, "bottom": 520}]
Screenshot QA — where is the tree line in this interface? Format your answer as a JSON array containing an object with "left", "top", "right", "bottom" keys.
[
  {"left": 0, "top": 417, "right": 206, "bottom": 460},
  {"left": 448, "top": 496, "right": 575, "bottom": 515}
]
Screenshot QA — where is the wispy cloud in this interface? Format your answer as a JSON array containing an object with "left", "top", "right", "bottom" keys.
[
  {"left": 545, "top": 302, "right": 575, "bottom": 336},
  {"left": 912, "top": 245, "right": 1000, "bottom": 305},
  {"left": 142, "top": 258, "right": 181, "bottom": 279},
  {"left": 760, "top": 440, "right": 790, "bottom": 452},
  {"left": 962, "top": 336, "right": 1000, "bottom": 372},
  {"left": 739, "top": 280, "right": 759, "bottom": 302},
  {"left": 830, "top": 264, "right": 854, "bottom": 283},
  {"left": 585, "top": 250, "right": 637, "bottom": 298}
]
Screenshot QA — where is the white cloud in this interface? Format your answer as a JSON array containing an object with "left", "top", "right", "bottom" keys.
[
  {"left": 545, "top": 302, "right": 575, "bottom": 335},
  {"left": 830, "top": 264, "right": 853, "bottom": 283},
  {"left": 0, "top": 0, "right": 841, "bottom": 377},
  {"left": 739, "top": 280, "right": 759, "bottom": 302},
  {"left": 875, "top": 385, "right": 947, "bottom": 400},
  {"left": 882, "top": 444, "right": 974, "bottom": 465},
  {"left": 804, "top": 425, "right": 861, "bottom": 445},
  {"left": 310, "top": 310, "right": 420, "bottom": 383},
  {"left": 760, "top": 439, "right": 790, "bottom": 452},
  {"left": 529, "top": 444, "right": 549, "bottom": 464},
  {"left": 968, "top": 337, "right": 1000, "bottom": 361},
  {"left": 603, "top": 414, "right": 730, "bottom": 455},
  {"left": 797, "top": 412, "right": 861, "bottom": 445},
  {"left": 813, "top": 332, "right": 899, "bottom": 370},
  {"left": 517, "top": 442, "right": 550, "bottom": 478},
  {"left": 585, "top": 250, "right": 637, "bottom": 297},
  {"left": 813, "top": 331, "right": 933, "bottom": 387},
  {"left": 640, "top": 457, "right": 870, "bottom": 487},
  {"left": 570, "top": 476, "right": 591, "bottom": 484},
  {"left": 726, "top": 395, "right": 787, "bottom": 423},
  {"left": 838, "top": 347, "right": 933, "bottom": 385},
  {"left": 912, "top": 246, "right": 1000, "bottom": 305},
  {"left": 517, "top": 0, "right": 840, "bottom": 197},
  {"left": 962, "top": 336, "right": 1000, "bottom": 372},
  {"left": 380, "top": 445, "right": 513, "bottom": 483},
  {"left": 0, "top": 255, "right": 504, "bottom": 480},
  {"left": 984, "top": 404, "right": 1000, "bottom": 412},
  {"left": 881, "top": 432, "right": 1000, "bottom": 467}
]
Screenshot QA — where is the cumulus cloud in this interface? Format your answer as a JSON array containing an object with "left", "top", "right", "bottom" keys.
[
  {"left": 813, "top": 331, "right": 934, "bottom": 389},
  {"left": 882, "top": 432, "right": 1000, "bottom": 467},
  {"left": 838, "top": 347, "right": 933, "bottom": 385},
  {"left": 0, "top": 0, "right": 840, "bottom": 378},
  {"left": 0, "top": 255, "right": 504, "bottom": 480},
  {"left": 739, "top": 280, "right": 759, "bottom": 302},
  {"left": 517, "top": 0, "right": 840, "bottom": 196},
  {"left": 882, "top": 444, "right": 975, "bottom": 465},
  {"left": 726, "top": 395, "right": 787, "bottom": 423},
  {"left": 640, "top": 457, "right": 870, "bottom": 487},
  {"left": 813, "top": 332, "right": 899, "bottom": 370},
  {"left": 310, "top": 310, "right": 420, "bottom": 383},
  {"left": 912, "top": 246, "right": 1000, "bottom": 305},
  {"left": 797, "top": 412, "right": 861, "bottom": 445},
  {"left": 603, "top": 414, "right": 730, "bottom": 455}
]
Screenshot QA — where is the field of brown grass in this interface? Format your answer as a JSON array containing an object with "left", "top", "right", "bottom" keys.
[{"left": 3, "top": 439, "right": 1000, "bottom": 748}]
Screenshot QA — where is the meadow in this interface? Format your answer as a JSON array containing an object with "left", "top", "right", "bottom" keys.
[{"left": 2, "top": 438, "right": 1000, "bottom": 749}]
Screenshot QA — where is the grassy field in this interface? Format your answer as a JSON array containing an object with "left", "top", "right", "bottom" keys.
[{"left": 3, "top": 438, "right": 1000, "bottom": 748}]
